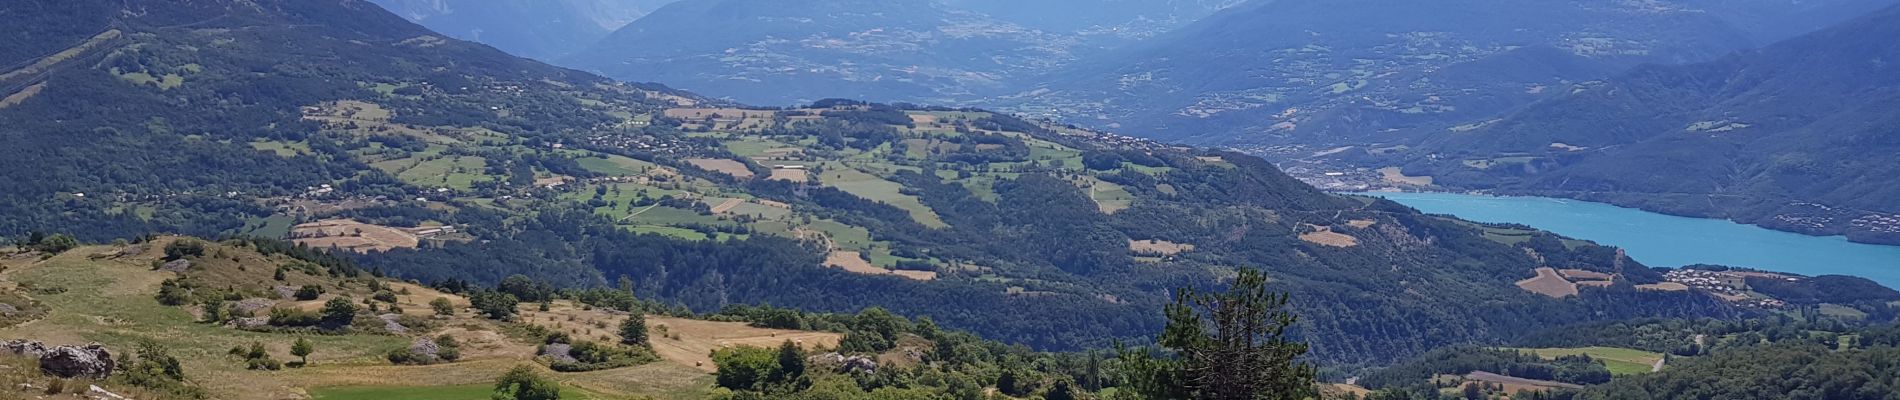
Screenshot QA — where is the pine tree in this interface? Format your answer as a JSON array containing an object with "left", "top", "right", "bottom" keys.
[
  {"left": 1120, "top": 268, "right": 1315, "bottom": 400},
  {"left": 618, "top": 314, "right": 648, "bottom": 346}
]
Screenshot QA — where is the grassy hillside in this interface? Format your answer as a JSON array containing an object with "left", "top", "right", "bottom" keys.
[
  {"left": 0, "top": 238, "right": 802, "bottom": 399},
  {"left": 0, "top": 0, "right": 1764, "bottom": 371}
]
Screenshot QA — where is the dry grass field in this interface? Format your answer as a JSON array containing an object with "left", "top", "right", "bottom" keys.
[
  {"left": 290, "top": 219, "right": 420, "bottom": 253},
  {"left": 0, "top": 240, "right": 770, "bottom": 399},
  {"left": 685, "top": 158, "right": 755, "bottom": 179},
  {"left": 1299, "top": 225, "right": 1360, "bottom": 247},
  {"left": 1129, "top": 239, "right": 1195, "bottom": 255},
  {"left": 0, "top": 83, "right": 44, "bottom": 109},
  {"left": 768, "top": 168, "right": 810, "bottom": 182},
  {"left": 1516, "top": 267, "right": 1579, "bottom": 298},
  {"left": 1557, "top": 269, "right": 1613, "bottom": 281},
  {"left": 823, "top": 251, "right": 936, "bottom": 281},
  {"left": 645, "top": 317, "right": 842, "bottom": 373},
  {"left": 1378, "top": 166, "right": 1434, "bottom": 186},
  {"left": 1636, "top": 282, "right": 1690, "bottom": 291}
]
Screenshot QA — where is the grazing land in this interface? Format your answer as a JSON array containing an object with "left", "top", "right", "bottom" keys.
[
  {"left": 817, "top": 164, "right": 948, "bottom": 228},
  {"left": 644, "top": 317, "right": 842, "bottom": 372},
  {"left": 1511, "top": 347, "right": 1666, "bottom": 375},
  {"left": 290, "top": 219, "right": 421, "bottom": 252}
]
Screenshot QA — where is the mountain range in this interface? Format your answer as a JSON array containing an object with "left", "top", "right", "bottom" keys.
[
  {"left": 1, "top": 0, "right": 1897, "bottom": 398},
  {"left": 1013, "top": 0, "right": 1900, "bottom": 149},
  {"left": 1394, "top": 3, "right": 1900, "bottom": 244},
  {"left": 366, "top": 0, "right": 682, "bottom": 60},
  {"left": 0, "top": 0, "right": 1774, "bottom": 367},
  {"left": 558, "top": 0, "right": 1242, "bottom": 105}
]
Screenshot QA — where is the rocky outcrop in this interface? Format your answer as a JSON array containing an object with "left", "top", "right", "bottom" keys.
[
  {"left": 159, "top": 259, "right": 192, "bottom": 273},
  {"left": 378, "top": 314, "right": 408, "bottom": 334},
  {"left": 408, "top": 337, "right": 441, "bottom": 362},
  {"left": 810, "top": 352, "right": 877, "bottom": 374},
  {"left": 37, "top": 343, "right": 115, "bottom": 379},
  {"left": 539, "top": 343, "right": 577, "bottom": 364},
  {"left": 3, "top": 339, "right": 47, "bottom": 356}
]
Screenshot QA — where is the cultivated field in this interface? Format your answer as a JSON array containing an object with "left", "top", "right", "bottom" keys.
[
  {"left": 768, "top": 168, "right": 810, "bottom": 182},
  {"left": 825, "top": 251, "right": 936, "bottom": 281},
  {"left": 1516, "top": 267, "right": 1579, "bottom": 298}
]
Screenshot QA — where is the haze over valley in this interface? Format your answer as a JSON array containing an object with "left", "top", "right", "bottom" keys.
[{"left": 0, "top": 0, "right": 1894, "bottom": 399}]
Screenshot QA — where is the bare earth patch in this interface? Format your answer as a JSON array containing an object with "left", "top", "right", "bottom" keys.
[
  {"left": 0, "top": 83, "right": 45, "bottom": 109},
  {"left": 824, "top": 251, "right": 935, "bottom": 281},
  {"left": 290, "top": 219, "right": 419, "bottom": 253},
  {"left": 1299, "top": 225, "right": 1360, "bottom": 248},
  {"left": 1346, "top": 219, "right": 1377, "bottom": 229},
  {"left": 1516, "top": 267, "right": 1579, "bottom": 298},
  {"left": 1129, "top": 239, "right": 1195, "bottom": 255},
  {"left": 686, "top": 158, "right": 754, "bottom": 179}
]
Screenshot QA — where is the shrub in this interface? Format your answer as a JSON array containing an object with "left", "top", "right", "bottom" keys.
[
  {"left": 293, "top": 285, "right": 324, "bottom": 301},
  {"left": 430, "top": 297, "right": 455, "bottom": 316},
  {"left": 492, "top": 366, "right": 561, "bottom": 400},
  {"left": 267, "top": 307, "right": 320, "bottom": 327},
  {"left": 163, "top": 240, "right": 206, "bottom": 260}
]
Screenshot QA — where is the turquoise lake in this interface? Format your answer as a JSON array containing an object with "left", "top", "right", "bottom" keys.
[{"left": 1361, "top": 192, "right": 1900, "bottom": 289}]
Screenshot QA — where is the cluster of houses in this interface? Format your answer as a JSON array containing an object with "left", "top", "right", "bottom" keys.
[
  {"left": 580, "top": 132, "right": 690, "bottom": 157},
  {"left": 1663, "top": 269, "right": 1792, "bottom": 308},
  {"left": 1851, "top": 213, "right": 1900, "bottom": 234}
]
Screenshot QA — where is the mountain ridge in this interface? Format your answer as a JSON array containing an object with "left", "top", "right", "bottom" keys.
[{"left": 1401, "top": 3, "right": 1900, "bottom": 244}]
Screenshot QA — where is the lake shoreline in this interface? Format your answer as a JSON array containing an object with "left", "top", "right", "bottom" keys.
[
  {"left": 1347, "top": 188, "right": 1900, "bottom": 246},
  {"left": 1351, "top": 191, "right": 1900, "bottom": 290}
]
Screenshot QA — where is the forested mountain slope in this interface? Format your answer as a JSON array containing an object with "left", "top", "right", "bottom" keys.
[
  {"left": 366, "top": 0, "right": 681, "bottom": 61},
  {"left": 0, "top": 0, "right": 1760, "bottom": 367},
  {"left": 562, "top": 0, "right": 1090, "bottom": 105},
  {"left": 560, "top": 0, "right": 1237, "bottom": 106},
  {"left": 1402, "top": 4, "right": 1900, "bottom": 244},
  {"left": 1010, "top": 0, "right": 1898, "bottom": 152}
]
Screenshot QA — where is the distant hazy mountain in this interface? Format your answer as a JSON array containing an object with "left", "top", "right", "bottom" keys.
[
  {"left": 562, "top": 0, "right": 1235, "bottom": 105},
  {"left": 1009, "top": 0, "right": 1900, "bottom": 149},
  {"left": 368, "top": 0, "right": 681, "bottom": 60},
  {"left": 939, "top": 0, "right": 1242, "bottom": 40},
  {"left": 1402, "top": 3, "right": 1900, "bottom": 244}
]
